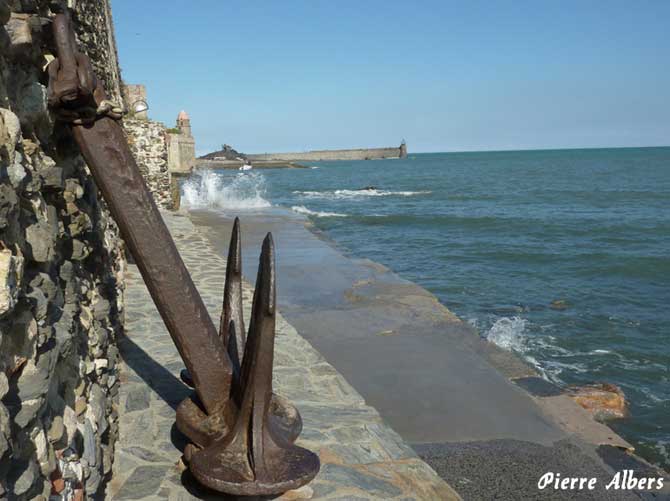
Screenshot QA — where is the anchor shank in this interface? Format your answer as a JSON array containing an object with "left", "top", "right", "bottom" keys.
[{"left": 72, "top": 119, "right": 232, "bottom": 415}]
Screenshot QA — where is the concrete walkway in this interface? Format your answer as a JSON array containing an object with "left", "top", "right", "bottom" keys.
[
  {"left": 189, "top": 209, "right": 669, "bottom": 501},
  {"left": 106, "top": 211, "right": 459, "bottom": 500}
]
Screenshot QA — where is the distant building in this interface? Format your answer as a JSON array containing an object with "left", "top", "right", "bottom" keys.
[
  {"left": 177, "top": 110, "right": 192, "bottom": 137},
  {"left": 167, "top": 110, "right": 196, "bottom": 175}
]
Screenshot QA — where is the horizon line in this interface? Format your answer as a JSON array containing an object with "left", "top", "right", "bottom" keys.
[{"left": 411, "top": 144, "right": 670, "bottom": 155}]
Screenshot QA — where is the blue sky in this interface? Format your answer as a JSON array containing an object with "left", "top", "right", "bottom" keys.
[{"left": 113, "top": 1, "right": 669, "bottom": 155}]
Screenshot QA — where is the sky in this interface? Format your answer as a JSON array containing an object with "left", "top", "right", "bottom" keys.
[{"left": 113, "top": 0, "right": 670, "bottom": 155}]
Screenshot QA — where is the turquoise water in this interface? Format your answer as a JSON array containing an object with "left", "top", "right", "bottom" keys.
[{"left": 183, "top": 147, "right": 670, "bottom": 468}]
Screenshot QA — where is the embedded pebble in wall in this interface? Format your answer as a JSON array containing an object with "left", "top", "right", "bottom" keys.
[
  {"left": 0, "top": 108, "right": 21, "bottom": 163},
  {"left": 0, "top": 248, "right": 24, "bottom": 317}
]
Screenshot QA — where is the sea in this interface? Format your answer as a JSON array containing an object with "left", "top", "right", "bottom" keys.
[{"left": 182, "top": 147, "right": 670, "bottom": 469}]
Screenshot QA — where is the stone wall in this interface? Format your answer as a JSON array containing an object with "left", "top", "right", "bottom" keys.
[
  {"left": 0, "top": 1, "right": 125, "bottom": 499},
  {"left": 124, "top": 119, "right": 173, "bottom": 210},
  {"left": 247, "top": 144, "right": 407, "bottom": 162},
  {"left": 122, "top": 85, "right": 147, "bottom": 120},
  {"left": 166, "top": 132, "right": 195, "bottom": 175}
]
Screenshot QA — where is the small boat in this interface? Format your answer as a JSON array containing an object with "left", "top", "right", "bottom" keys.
[{"left": 239, "top": 164, "right": 253, "bottom": 171}]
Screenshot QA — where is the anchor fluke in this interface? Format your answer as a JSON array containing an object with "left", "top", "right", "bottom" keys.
[{"left": 190, "top": 234, "right": 320, "bottom": 495}]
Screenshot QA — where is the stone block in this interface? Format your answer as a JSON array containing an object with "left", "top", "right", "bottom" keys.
[
  {"left": 0, "top": 108, "right": 21, "bottom": 163},
  {"left": 15, "top": 359, "right": 50, "bottom": 401},
  {"left": 319, "top": 464, "right": 403, "bottom": 498},
  {"left": 0, "top": 184, "right": 19, "bottom": 229},
  {"left": 25, "top": 221, "right": 56, "bottom": 262},
  {"left": 0, "top": 403, "right": 9, "bottom": 459},
  {"left": 9, "top": 459, "right": 38, "bottom": 496},
  {"left": 0, "top": 247, "right": 23, "bottom": 317},
  {"left": 13, "top": 397, "right": 43, "bottom": 427},
  {"left": 113, "top": 465, "right": 167, "bottom": 500}
]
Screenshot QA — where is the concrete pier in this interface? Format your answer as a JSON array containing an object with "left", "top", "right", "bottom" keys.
[
  {"left": 188, "top": 207, "right": 669, "bottom": 500},
  {"left": 108, "top": 211, "right": 459, "bottom": 500}
]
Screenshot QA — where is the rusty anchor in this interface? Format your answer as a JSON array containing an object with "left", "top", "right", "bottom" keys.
[{"left": 47, "top": 10, "right": 319, "bottom": 496}]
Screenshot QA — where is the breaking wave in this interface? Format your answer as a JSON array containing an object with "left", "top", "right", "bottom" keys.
[
  {"left": 181, "top": 170, "right": 271, "bottom": 210},
  {"left": 293, "top": 189, "right": 431, "bottom": 200},
  {"left": 291, "top": 205, "right": 347, "bottom": 218},
  {"left": 482, "top": 316, "right": 528, "bottom": 353}
]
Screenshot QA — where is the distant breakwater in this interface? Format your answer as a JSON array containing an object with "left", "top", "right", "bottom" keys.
[{"left": 247, "top": 143, "right": 407, "bottom": 162}]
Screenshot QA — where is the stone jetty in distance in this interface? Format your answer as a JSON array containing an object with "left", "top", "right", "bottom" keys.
[{"left": 197, "top": 141, "right": 408, "bottom": 169}]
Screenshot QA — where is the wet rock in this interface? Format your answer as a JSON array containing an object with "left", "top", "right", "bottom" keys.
[
  {"left": 549, "top": 299, "right": 570, "bottom": 311},
  {"left": 0, "top": 247, "right": 24, "bottom": 317},
  {"left": 567, "top": 383, "right": 628, "bottom": 421}
]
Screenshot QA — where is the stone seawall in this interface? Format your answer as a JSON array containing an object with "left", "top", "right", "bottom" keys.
[
  {"left": 1, "top": 1, "right": 125, "bottom": 499},
  {"left": 248, "top": 145, "right": 406, "bottom": 162},
  {"left": 108, "top": 211, "right": 460, "bottom": 500},
  {"left": 124, "top": 119, "right": 174, "bottom": 210}
]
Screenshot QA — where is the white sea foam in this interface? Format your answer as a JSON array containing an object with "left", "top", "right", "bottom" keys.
[
  {"left": 181, "top": 170, "right": 271, "bottom": 210},
  {"left": 293, "top": 189, "right": 431, "bottom": 200},
  {"left": 654, "top": 441, "right": 669, "bottom": 464},
  {"left": 291, "top": 205, "right": 347, "bottom": 218},
  {"left": 484, "top": 316, "right": 528, "bottom": 353}
]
